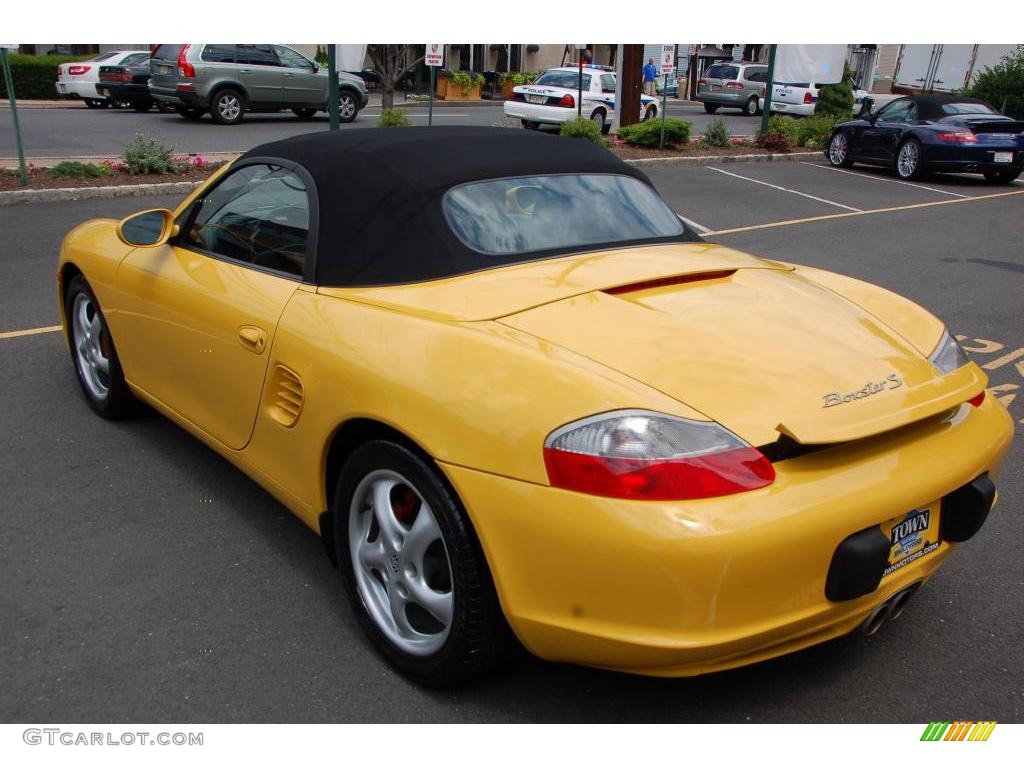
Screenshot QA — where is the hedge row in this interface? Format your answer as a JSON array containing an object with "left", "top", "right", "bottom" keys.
[{"left": 0, "top": 54, "right": 94, "bottom": 100}]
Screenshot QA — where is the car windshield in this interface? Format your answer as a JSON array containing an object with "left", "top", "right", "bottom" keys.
[
  {"left": 444, "top": 174, "right": 684, "bottom": 256},
  {"left": 941, "top": 102, "right": 997, "bottom": 115},
  {"left": 534, "top": 70, "right": 592, "bottom": 89}
]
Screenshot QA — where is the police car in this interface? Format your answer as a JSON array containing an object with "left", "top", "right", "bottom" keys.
[{"left": 504, "top": 66, "right": 659, "bottom": 133}]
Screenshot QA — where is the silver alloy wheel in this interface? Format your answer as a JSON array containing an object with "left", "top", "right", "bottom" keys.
[
  {"left": 745, "top": 96, "right": 758, "bottom": 115},
  {"left": 829, "top": 133, "right": 847, "bottom": 165},
  {"left": 348, "top": 469, "right": 454, "bottom": 656},
  {"left": 897, "top": 141, "right": 919, "bottom": 178},
  {"left": 71, "top": 292, "right": 110, "bottom": 402},
  {"left": 591, "top": 110, "right": 605, "bottom": 131},
  {"left": 339, "top": 95, "right": 356, "bottom": 120},
  {"left": 217, "top": 93, "right": 241, "bottom": 121}
]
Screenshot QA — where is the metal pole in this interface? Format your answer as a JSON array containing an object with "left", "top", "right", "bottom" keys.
[
  {"left": 327, "top": 44, "right": 339, "bottom": 131},
  {"left": 659, "top": 72, "right": 668, "bottom": 148},
  {"left": 759, "top": 44, "right": 777, "bottom": 136},
  {"left": 577, "top": 56, "right": 582, "bottom": 118},
  {"left": 1, "top": 49, "right": 28, "bottom": 186},
  {"left": 428, "top": 66, "right": 435, "bottom": 126}
]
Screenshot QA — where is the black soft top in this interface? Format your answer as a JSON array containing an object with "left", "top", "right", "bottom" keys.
[
  {"left": 238, "top": 127, "right": 677, "bottom": 287},
  {"left": 908, "top": 94, "right": 997, "bottom": 121}
]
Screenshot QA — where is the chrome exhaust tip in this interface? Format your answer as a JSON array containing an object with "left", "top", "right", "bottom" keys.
[
  {"left": 861, "top": 582, "right": 923, "bottom": 635},
  {"left": 861, "top": 602, "right": 889, "bottom": 636},
  {"left": 887, "top": 582, "right": 921, "bottom": 621}
]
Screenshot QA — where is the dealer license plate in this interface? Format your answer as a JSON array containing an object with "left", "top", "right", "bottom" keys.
[
  {"left": 527, "top": 94, "right": 546, "bottom": 104},
  {"left": 156, "top": 64, "right": 172, "bottom": 75},
  {"left": 994, "top": 151, "right": 1013, "bottom": 163},
  {"left": 881, "top": 506, "right": 941, "bottom": 577}
]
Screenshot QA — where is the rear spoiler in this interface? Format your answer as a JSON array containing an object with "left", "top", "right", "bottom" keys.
[
  {"left": 776, "top": 363, "right": 987, "bottom": 445},
  {"left": 964, "top": 119, "right": 1024, "bottom": 134}
]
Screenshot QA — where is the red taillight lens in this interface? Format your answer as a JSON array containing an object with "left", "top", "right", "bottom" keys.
[
  {"left": 725, "top": 81, "right": 743, "bottom": 89},
  {"left": 937, "top": 131, "right": 977, "bottom": 144},
  {"left": 967, "top": 391, "right": 986, "bottom": 407},
  {"left": 803, "top": 91, "right": 813, "bottom": 104},
  {"left": 178, "top": 44, "right": 194, "bottom": 78},
  {"left": 559, "top": 93, "right": 574, "bottom": 108},
  {"left": 68, "top": 65, "right": 91, "bottom": 76},
  {"left": 697, "top": 79, "right": 707, "bottom": 87},
  {"left": 543, "top": 410, "right": 775, "bottom": 501}
]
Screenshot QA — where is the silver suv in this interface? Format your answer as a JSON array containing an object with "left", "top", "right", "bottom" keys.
[
  {"left": 694, "top": 62, "right": 768, "bottom": 116},
  {"left": 148, "top": 44, "right": 369, "bottom": 125}
]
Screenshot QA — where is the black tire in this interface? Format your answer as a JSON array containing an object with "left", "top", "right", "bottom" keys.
[
  {"left": 589, "top": 108, "right": 606, "bottom": 134},
  {"left": 983, "top": 169, "right": 1021, "bottom": 184},
  {"left": 643, "top": 105, "right": 657, "bottom": 122},
  {"left": 84, "top": 98, "right": 107, "bottom": 109},
  {"left": 64, "top": 275, "right": 136, "bottom": 419},
  {"left": 131, "top": 98, "right": 154, "bottom": 112},
  {"left": 895, "top": 137, "right": 925, "bottom": 180},
  {"left": 744, "top": 96, "right": 759, "bottom": 116},
  {"left": 333, "top": 440, "right": 509, "bottom": 686},
  {"left": 210, "top": 87, "right": 245, "bottom": 125},
  {"left": 292, "top": 107, "right": 318, "bottom": 119},
  {"left": 338, "top": 90, "right": 359, "bottom": 123},
  {"left": 156, "top": 101, "right": 177, "bottom": 113},
  {"left": 827, "top": 131, "right": 854, "bottom": 168},
  {"left": 703, "top": 102, "right": 718, "bottom": 114},
  {"left": 176, "top": 106, "right": 204, "bottom": 120},
  {"left": 521, "top": 119, "right": 540, "bottom": 130}
]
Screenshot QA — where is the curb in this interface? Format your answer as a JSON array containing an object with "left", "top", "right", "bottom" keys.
[{"left": 0, "top": 151, "right": 825, "bottom": 205}]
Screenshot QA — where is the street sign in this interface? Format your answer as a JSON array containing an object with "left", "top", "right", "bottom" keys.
[
  {"left": 732, "top": 45, "right": 744, "bottom": 62},
  {"left": 660, "top": 44, "right": 674, "bottom": 74},
  {"left": 425, "top": 44, "right": 443, "bottom": 68}
]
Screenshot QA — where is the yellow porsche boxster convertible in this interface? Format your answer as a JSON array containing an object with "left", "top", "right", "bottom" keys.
[{"left": 57, "top": 127, "right": 1013, "bottom": 685}]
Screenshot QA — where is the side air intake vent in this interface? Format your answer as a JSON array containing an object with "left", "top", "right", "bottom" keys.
[{"left": 269, "top": 365, "right": 303, "bottom": 428}]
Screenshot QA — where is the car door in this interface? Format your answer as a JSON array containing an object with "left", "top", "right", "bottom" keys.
[
  {"left": 115, "top": 162, "right": 313, "bottom": 449},
  {"left": 273, "top": 45, "right": 326, "bottom": 106},
  {"left": 740, "top": 66, "right": 766, "bottom": 100},
  {"left": 235, "top": 44, "right": 284, "bottom": 106},
  {"left": 598, "top": 73, "right": 617, "bottom": 115},
  {"left": 863, "top": 98, "right": 917, "bottom": 163}
]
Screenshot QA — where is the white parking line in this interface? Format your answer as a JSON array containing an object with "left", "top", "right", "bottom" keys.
[
  {"left": 800, "top": 162, "right": 970, "bottom": 198},
  {"left": 677, "top": 214, "right": 710, "bottom": 233},
  {"left": 706, "top": 166, "right": 862, "bottom": 212},
  {"left": 360, "top": 112, "right": 471, "bottom": 118}
]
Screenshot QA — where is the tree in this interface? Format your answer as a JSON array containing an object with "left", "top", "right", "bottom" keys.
[
  {"left": 965, "top": 45, "right": 1024, "bottom": 119},
  {"left": 367, "top": 45, "right": 424, "bottom": 110},
  {"left": 815, "top": 63, "right": 855, "bottom": 118}
]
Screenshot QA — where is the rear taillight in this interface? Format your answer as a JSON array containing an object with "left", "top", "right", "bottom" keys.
[
  {"left": 178, "top": 44, "right": 194, "bottom": 78},
  {"left": 68, "top": 65, "right": 91, "bottom": 76},
  {"left": 543, "top": 410, "right": 775, "bottom": 501},
  {"left": 559, "top": 93, "right": 574, "bottom": 108},
  {"left": 725, "top": 81, "right": 743, "bottom": 89},
  {"left": 697, "top": 79, "right": 707, "bottom": 87},
  {"left": 803, "top": 91, "right": 814, "bottom": 104},
  {"left": 937, "top": 131, "right": 977, "bottom": 143}
]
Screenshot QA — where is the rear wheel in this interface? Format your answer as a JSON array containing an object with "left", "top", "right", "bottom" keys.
[
  {"left": 521, "top": 119, "right": 540, "bottom": 130},
  {"left": 84, "top": 98, "right": 107, "bottom": 109},
  {"left": 895, "top": 137, "right": 925, "bottom": 179},
  {"left": 211, "top": 88, "right": 245, "bottom": 125},
  {"left": 983, "top": 169, "right": 1021, "bottom": 184},
  {"left": 828, "top": 131, "right": 854, "bottom": 167},
  {"left": 176, "top": 106, "right": 204, "bottom": 120},
  {"left": 703, "top": 102, "right": 718, "bottom": 114},
  {"left": 590, "top": 108, "right": 606, "bottom": 134},
  {"left": 643, "top": 105, "right": 657, "bottom": 122},
  {"left": 131, "top": 97, "right": 154, "bottom": 112},
  {"left": 744, "top": 95, "right": 759, "bottom": 116},
  {"left": 334, "top": 440, "right": 509, "bottom": 686},
  {"left": 339, "top": 90, "right": 359, "bottom": 123},
  {"left": 292, "top": 107, "right": 318, "bottom": 119}
]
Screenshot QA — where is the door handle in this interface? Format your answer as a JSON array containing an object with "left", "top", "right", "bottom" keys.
[
  {"left": 239, "top": 69, "right": 252, "bottom": 74},
  {"left": 238, "top": 326, "right": 267, "bottom": 354},
  {"left": 284, "top": 73, "right": 295, "bottom": 78}
]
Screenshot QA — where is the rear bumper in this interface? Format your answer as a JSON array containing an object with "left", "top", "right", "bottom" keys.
[
  {"left": 695, "top": 91, "right": 746, "bottom": 107},
  {"left": 443, "top": 396, "right": 1013, "bottom": 676},
  {"left": 55, "top": 80, "right": 102, "bottom": 99},
  {"left": 148, "top": 83, "right": 206, "bottom": 109},
  {"left": 503, "top": 100, "right": 575, "bottom": 125},
  {"left": 769, "top": 100, "right": 814, "bottom": 116},
  {"left": 96, "top": 83, "right": 150, "bottom": 100},
  {"left": 924, "top": 145, "right": 1023, "bottom": 173}
]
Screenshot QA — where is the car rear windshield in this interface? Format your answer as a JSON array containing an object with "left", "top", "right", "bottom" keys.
[
  {"left": 152, "top": 44, "right": 183, "bottom": 62},
  {"left": 779, "top": 82, "right": 810, "bottom": 88},
  {"left": 941, "top": 102, "right": 997, "bottom": 115},
  {"left": 705, "top": 65, "right": 739, "bottom": 79},
  {"left": 443, "top": 174, "right": 684, "bottom": 257},
  {"left": 534, "top": 71, "right": 592, "bottom": 89}
]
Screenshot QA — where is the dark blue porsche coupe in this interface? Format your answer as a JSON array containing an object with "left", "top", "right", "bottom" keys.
[{"left": 826, "top": 94, "right": 1023, "bottom": 184}]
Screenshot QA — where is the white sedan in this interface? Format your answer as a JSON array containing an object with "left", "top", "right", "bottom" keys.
[
  {"left": 55, "top": 50, "right": 150, "bottom": 108},
  {"left": 504, "top": 66, "right": 659, "bottom": 134},
  {"left": 758, "top": 81, "right": 871, "bottom": 117}
]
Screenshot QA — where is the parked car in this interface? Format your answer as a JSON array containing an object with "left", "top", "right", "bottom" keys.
[
  {"left": 504, "top": 66, "right": 658, "bottom": 134},
  {"left": 55, "top": 50, "right": 150, "bottom": 108},
  {"left": 827, "top": 94, "right": 1024, "bottom": 183},
  {"left": 96, "top": 57, "right": 172, "bottom": 112},
  {"left": 694, "top": 61, "right": 768, "bottom": 115},
  {"left": 147, "top": 44, "right": 369, "bottom": 124},
  {"left": 655, "top": 71, "right": 680, "bottom": 98},
  {"left": 758, "top": 81, "right": 872, "bottom": 117},
  {"left": 57, "top": 127, "right": 1012, "bottom": 685}
]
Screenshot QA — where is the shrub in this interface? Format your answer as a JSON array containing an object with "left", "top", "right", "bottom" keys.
[
  {"left": 815, "top": 64, "right": 856, "bottom": 118},
  {"left": 0, "top": 53, "right": 94, "bottom": 100},
  {"left": 45, "top": 161, "right": 113, "bottom": 179},
  {"left": 448, "top": 70, "right": 484, "bottom": 96},
  {"left": 498, "top": 71, "right": 538, "bottom": 87},
  {"left": 559, "top": 116, "right": 609, "bottom": 146},
  {"left": 618, "top": 118, "right": 692, "bottom": 147},
  {"left": 758, "top": 132, "right": 793, "bottom": 153},
  {"left": 377, "top": 108, "right": 411, "bottom": 128},
  {"left": 700, "top": 117, "right": 731, "bottom": 148},
  {"left": 758, "top": 114, "right": 801, "bottom": 146},
  {"left": 965, "top": 45, "right": 1024, "bottom": 119},
  {"left": 122, "top": 133, "right": 177, "bottom": 175},
  {"left": 794, "top": 114, "right": 842, "bottom": 148}
]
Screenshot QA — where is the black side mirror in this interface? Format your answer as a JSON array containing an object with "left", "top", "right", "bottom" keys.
[{"left": 858, "top": 97, "right": 874, "bottom": 120}]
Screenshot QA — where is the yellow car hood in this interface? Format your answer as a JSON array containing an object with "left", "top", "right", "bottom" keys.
[{"left": 498, "top": 255, "right": 985, "bottom": 448}]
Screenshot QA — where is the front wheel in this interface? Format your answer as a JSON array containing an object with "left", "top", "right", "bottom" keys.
[
  {"left": 703, "top": 102, "right": 718, "bottom": 114},
  {"left": 211, "top": 88, "right": 245, "bottom": 125},
  {"left": 983, "top": 169, "right": 1021, "bottom": 184},
  {"left": 828, "top": 131, "right": 854, "bottom": 167},
  {"left": 895, "top": 137, "right": 925, "bottom": 180},
  {"left": 339, "top": 91, "right": 359, "bottom": 123},
  {"left": 335, "top": 440, "right": 509, "bottom": 686},
  {"left": 292, "top": 107, "right": 318, "bottom": 119}
]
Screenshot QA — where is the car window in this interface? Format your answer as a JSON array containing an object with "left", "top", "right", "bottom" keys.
[
  {"left": 201, "top": 44, "right": 237, "bottom": 64},
  {"left": 941, "top": 102, "right": 997, "bottom": 115},
  {"left": 86, "top": 52, "right": 119, "bottom": 63},
  {"left": 705, "top": 64, "right": 738, "bottom": 80},
  {"left": 121, "top": 53, "right": 150, "bottom": 66},
  {"left": 183, "top": 164, "right": 309, "bottom": 277},
  {"left": 743, "top": 68, "right": 767, "bottom": 82},
  {"left": 600, "top": 73, "right": 616, "bottom": 93},
  {"left": 779, "top": 81, "right": 810, "bottom": 88},
  {"left": 534, "top": 70, "right": 591, "bottom": 90},
  {"left": 876, "top": 99, "right": 916, "bottom": 123},
  {"left": 236, "top": 44, "right": 280, "bottom": 67},
  {"left": 444, "top": 174, "right": 683, "bottom": 256},
  {"left": 274, "top": 46, "right": 315, "bottom": 71}
]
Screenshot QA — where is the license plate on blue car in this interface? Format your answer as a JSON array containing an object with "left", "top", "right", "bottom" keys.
[{"left": 994, "top": 152, "right": 1013, "bottom": 163}]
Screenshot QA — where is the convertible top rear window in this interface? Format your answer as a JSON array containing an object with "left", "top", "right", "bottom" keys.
[
  {"left": 444, "top": 174, "right": 684, "bottom": 256},
  {"left": 941, "top": 102, "right": 997, "bottom": 115}
]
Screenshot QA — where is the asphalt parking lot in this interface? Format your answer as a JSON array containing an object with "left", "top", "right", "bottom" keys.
[{"left": 1, "top": 160, "right": 1021, "bottom": 723}]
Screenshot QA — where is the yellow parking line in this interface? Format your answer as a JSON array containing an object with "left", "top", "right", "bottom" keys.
[
  {"left": 0, "top": 324, "right": 62, "bottom": 340},
  {"left": 700, "top": 189, "right": 1024, "bottom": 237}
]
